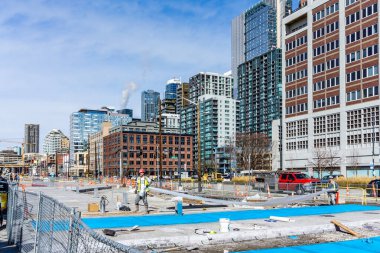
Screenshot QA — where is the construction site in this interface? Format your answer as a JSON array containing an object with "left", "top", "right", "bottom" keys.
[{"left": 4, "top": 177, "right": 380, "bottom": 253}]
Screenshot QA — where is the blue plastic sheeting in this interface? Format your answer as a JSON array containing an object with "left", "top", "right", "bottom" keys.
[
  {"left": 236, "top": 237, "right": 380, "bottom": 253},
  {"left": 83, "top": 204, "right": 380, "bottom": 229}
]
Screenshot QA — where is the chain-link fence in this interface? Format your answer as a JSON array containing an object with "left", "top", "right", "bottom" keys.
[{"left": 6, "top": 184, "right": 141, "bottom": 253}]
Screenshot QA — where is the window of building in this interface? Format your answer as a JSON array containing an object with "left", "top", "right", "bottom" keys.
[
  {"left": 327, "top": 114, "right": 340, "bottom": 132},
  {"left": 327, "top": 137, "right": 340, "bottom": 147},
  {"left": 363, "top": 86, "right": 379, "bottom": 98},
  {"left": 347, "top": 90, "right": 361, "bottom": 102},
  {"left": 314, "top": 138, "right": 326, "bottom": 148},
  {"left": 347, "top": 109, "right": 362, "bottom": 129},
  {"left": 363, "top": 45, "right": 378, "bottom": 58},
  {"left": 363, "top": 106, "right": 380, "bottom": 127},
  {"left": 347, "top": 134, "right": 362, "bottom": 145},
  {"left": 362, "top": 3, "right": 378, "bottom": 18},
  {"left": 297, "top": 140, "right": 308, "bottom": 149},
  {"left": 314, "top": 116, "right": 326, "bottom": 134},
  {"left": 346, "top": 50, "right": 361, "bottom": 63},
  {"left": 286, "top": 122, "right": 297, "bottom": 137},
  {"left": 362, "top": 65, "right": 379, "bottom": 79},
  {"left": 297, "top": 119, "right": 308, "bottom": 136}
]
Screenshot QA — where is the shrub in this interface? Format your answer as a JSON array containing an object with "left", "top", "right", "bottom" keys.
[
  {"left": 336, "top": 176, "right": 374, "bottom": 189},
  {"left": 231, "top": 176, "right": 255, "bottom": 184}
]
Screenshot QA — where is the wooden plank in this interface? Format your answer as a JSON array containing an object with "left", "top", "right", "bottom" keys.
[{"left": 331, "top": 220, "right": 362, "bottom": 237}]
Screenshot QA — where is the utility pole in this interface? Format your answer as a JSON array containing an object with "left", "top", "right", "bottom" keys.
[
  {"left": 159, "top": 99, "right": 163, "bottom": 187},
  {"left": 55, "top": 149, "right": 58, "bottom": 177},
  {"left": 197, "top": 102, "right": 202, "bottom": 192},
  {"left": 94, "top": 141, "right": 98, "bottom": 180},
  {"left": 178, "top": 118, "right": 182, "bottom": 187}
]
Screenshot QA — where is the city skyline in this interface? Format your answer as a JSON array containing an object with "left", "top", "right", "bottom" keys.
[{"left": 1, "top": 0, "right": 280, "bottom": 149}]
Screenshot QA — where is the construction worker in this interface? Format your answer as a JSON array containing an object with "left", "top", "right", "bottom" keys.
[
  {"left": 327, "top": 176, "right": 339, "bottom": 205},
  {"left": 135, "top": 169, "right": 151, "bottom": 214}
]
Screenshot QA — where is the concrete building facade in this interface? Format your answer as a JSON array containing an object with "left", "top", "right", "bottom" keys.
[
  {"left": 282, "top": 0, "right": 380, "bottom": 177},
  {"left": 43, "top": 129, "right": 69, "bottom": 155}
]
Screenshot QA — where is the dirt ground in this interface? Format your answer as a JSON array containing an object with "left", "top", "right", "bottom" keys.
[{"left": 151, "top": 223, "right": 380, "bottom": 253}]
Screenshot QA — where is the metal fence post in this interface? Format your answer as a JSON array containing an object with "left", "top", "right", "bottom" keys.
[
  {"left": 67, "top": 208, "right": 75, "bottom": 253},
  {"left": 33, "top": 192, "right": 42, "bottom": 253}
]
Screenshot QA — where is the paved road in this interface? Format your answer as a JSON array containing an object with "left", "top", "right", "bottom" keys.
[{"left": 0, "top": 222, "right": 18, "bottom": 253}]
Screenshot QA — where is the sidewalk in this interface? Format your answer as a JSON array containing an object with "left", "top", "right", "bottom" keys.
[{"left": 0, "top": 223, "right": 18, "bottom": 253}]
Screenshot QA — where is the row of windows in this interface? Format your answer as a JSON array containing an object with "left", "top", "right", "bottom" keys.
[
  {"left": 286, "top": 120, "right": 308, "bottom": 138},
  {"left": 362, "top": 3, "right": 378, "bottom": 19},
  {"left": 347, "top": 45, "right": 379, "bottom": 63},
  {"left": 314, "top": 95, "right": 340, "bottom": 109},
  {"left": 313, "top": 21, "right": 339, "bottom": 40},
  {"left": 313, "top": 2, "right": 339, "bottom": 22},
  {"left": 286, "top": 69, "right": 308, "bottom": 83},
  {"left": 346, "top": 0, "right": 358, "bottom": 7},
  {"left": 286, "top": 35, "right": 307, "bottom": 52},
  {"left": 346, "top": 65, "right": 379, "bottom": 83},
  {"left": 347, "top": 86, "right": 379, "bottom": 102},
  {"left": 286, "top": 52, "right": 307, "bottom": 67},
  {"left": 347, "top": 106, "right": 379, "bottom": 129},
  {"left": 285, "top": 108, "right": 379, "bottom": 140},
  {"left": 346, "top": 24, "right": 378, "bottom": 44},
  {"left": 286, "top": 86, "right": 307, "bottom": 98},
  {"left": 313, "top": 58, "right": 339, "bottom": 74},
  {"left": 313, "top": 40, "right": 339, "bottom": 57},
  {"left": 345, "top": 4, "right": 378, "bottom": 26},
  {"left": 286, "top": 103, "right": 308, "bottom": 115},
  {"left": 313, "top": 76, "right": 340, "bottom": 91}
]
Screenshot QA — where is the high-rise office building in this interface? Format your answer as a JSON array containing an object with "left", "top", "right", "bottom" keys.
[
  {"left": 24, "top": 124, "right": 39, "bottom": 153},
  {"left": 238, "top": 48, "right": 282, "bottom": 136},
  {"left": 141, "top": 90, "right": 160, "bottom": 122},
  {"left": 181, "top": 72, "right": 238, "bottom": 172},
  {"left": 43, "top": 129, "right": 69, "bottom": 155},
  {"left": 165, "top": 78, "right": 181, "bottom": 100},
  {"left": 176, "top": 83, "right": 190, "bottom": 114},
  {"left": 70, "top": 107, "right": 132, "bottom": 159},
  {"left": 232, "top": 0, "right": 292, "bottom": 90},
  {"left": 282, "top": 0, "right": 379, "bottom": 177}
]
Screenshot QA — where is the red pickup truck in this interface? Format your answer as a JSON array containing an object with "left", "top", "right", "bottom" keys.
[{"left": 278, "top": 172, "right": 320, "bottom": 195}]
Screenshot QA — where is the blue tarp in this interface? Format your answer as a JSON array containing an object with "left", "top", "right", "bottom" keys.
[
  {"left": 236, "top": 237, "right": 380, "bottom": 252},
  {"left": 82, "top": 204, "right": 380, "bottom": 229}
]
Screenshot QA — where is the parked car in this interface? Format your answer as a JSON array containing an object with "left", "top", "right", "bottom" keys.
[
  {"left": 320, "top": 174, "right": 344, "bottom": 184},
  {"left": 278, "top": 172, "right": 320, "bottom": 195},
  {"left": 366, "top": 179, "right": 380, "bottom": 197}
]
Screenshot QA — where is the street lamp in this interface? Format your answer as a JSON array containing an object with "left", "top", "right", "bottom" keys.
[{"left": 168, "top": 92, "right": 202, "bottom": 192}]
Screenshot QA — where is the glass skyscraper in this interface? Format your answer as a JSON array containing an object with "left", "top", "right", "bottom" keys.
[
  {"left": 70, "top": 108, "right": 131, "bottom": 159},
  {"left": 141, "top": 90, "right": 160, "bottom": 122},
  {"left": 245, "top": 2, "right": 277, "bottom": 61},
  {"left": 165, "top": 78, "right": 180, "bottom": 100}
]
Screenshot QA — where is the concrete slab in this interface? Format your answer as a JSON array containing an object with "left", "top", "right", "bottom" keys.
[{"left": 99, "top": 210, "right": 380, "bottom": 250}]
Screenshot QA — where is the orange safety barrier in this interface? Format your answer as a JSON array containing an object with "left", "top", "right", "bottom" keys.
[
  {"left": 346, "top": 185, "right": 350, "bottom": 196},
  {"left": 336, "top": 191, "right": 340, "bottom": 204},
  {"left": 372, "top": 183, "right": 377, "bottom": 198}
]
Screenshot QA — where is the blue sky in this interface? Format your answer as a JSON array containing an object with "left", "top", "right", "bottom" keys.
[{"left": 0, "top": 0, "right": 298, "bottom": 149}]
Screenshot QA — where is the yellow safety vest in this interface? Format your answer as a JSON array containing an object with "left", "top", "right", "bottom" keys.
[{"left": 137, "top": 177, "right": 150, "bottom": 192}]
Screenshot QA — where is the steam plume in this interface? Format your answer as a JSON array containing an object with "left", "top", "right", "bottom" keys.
[{"left": 121, "top": 82, "right": 137, "bottom": 108}]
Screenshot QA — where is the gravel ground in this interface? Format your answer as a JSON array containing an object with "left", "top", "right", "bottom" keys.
[{"left": 153, "top": 223, "right": 380, "bottom": 253}]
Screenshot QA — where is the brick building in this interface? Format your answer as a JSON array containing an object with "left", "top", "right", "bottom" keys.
[
  {"left": 282, "top": 0, "right": 379, "bottom": 177},
  {"left": 103, "top": 126, "right": 193, "bottom": 177}
]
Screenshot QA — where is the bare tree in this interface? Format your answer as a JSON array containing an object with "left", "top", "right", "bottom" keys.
[
  {"left": 235, "top": 133, "right": 273, "bottom": 171},
  {"left": 311, "top": 147, "right": 340, "bottom": 178},
  {"left": 347, "top": 149, "right": 360, "bottom": 172}
]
